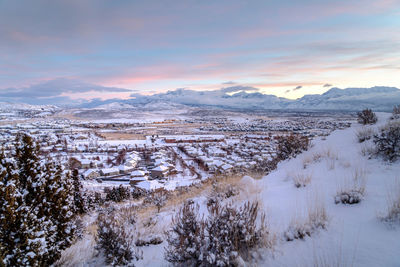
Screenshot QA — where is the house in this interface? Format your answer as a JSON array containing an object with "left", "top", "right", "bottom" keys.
[
  {"left": 119, "top": 165, "right": 135, "bottom": 174},
  {"left": 134, "top": 180, "right": 163, "bottom": 191},
  {"left": 131, "top": 169, "right": 149, "bottom": 178},
  {"left": 129, "top": 170, "right": 149, "bottom": 186},
  {"left": 83, "top": 169, "right": 99, "bottom": 179},
  {"left": 100, "top": 168, "right": 120, "bottom": 177},
  {"left": 150, "top": 165, "right": 170, "bottom": 179}
]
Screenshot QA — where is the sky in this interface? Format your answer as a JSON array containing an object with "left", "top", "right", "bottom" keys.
[{"left": 0, "top": 0, "right": 400, "bottom": 104}]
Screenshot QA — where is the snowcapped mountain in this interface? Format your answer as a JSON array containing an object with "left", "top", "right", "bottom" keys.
[
  {"left": 1, "top": 86, "right": 399, "bottom": 112},
  {"left": 124, "top": 86, "right": 400, "bottom": 111},
  {"left": 288, "top": 86, "right": 400, "bottom": 110}
]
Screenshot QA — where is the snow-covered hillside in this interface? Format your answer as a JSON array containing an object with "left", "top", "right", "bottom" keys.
[
  {"left": 257, "top": 112, "right": 400, "bottom": 266},
  {"left": 58, "top": 113, "right": 400, "bottom": 266}
]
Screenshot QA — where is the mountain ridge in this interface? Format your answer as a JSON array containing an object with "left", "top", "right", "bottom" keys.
[{"left": 1, "top": 86, "right": 399, "bottom": 112}]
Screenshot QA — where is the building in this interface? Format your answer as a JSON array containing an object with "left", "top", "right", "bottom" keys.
[
  {"left": 100, "top": 168, "right": 120, "bottom": 177},
  {"left": 83, "top": 169, "right": 99, "bottom": 179}
]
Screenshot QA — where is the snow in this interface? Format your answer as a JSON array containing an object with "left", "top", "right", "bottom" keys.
[
  {"left": 257, "top": 112, "right": 400, "bottom": 266},
  {"left": 59, "top": 112, "right": 400, "bottom": 266},
  {"left": 136, "top": 112, "right": 400, "bottom": 266}
]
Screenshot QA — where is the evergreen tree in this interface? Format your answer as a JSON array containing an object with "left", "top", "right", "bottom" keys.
[
  {"left": 0, "top": 134, "right": 76, "bottom": 266},
  {"left": 72, "top": 168, "right": 87, "bottom": 214}
]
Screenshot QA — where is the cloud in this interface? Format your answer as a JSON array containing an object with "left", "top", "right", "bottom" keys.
[
  {"left": 222, "top": 81, "right": 236, "bottom": 85},
  {"left": 285, "top": 89, "right": 291, "bottom": 93},
  {"left": 293, "top": 85, "right": 302, "bottom": 91},
  {"left": 0, "top": 78, "right": 131, "bottom": 98},
  {"left": 0, "top": 78, "right": 133, "bottom": 104},
  {"left": 323, "top": 83, "right": 333, "bottom": 87}
]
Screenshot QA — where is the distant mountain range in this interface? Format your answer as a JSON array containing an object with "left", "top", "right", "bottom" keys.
[
  {"left": 1, "top": 86, "right": 399, "bottom": 112},
  {"left": 85, "top": 86, "right": 400, "bottom": 112}
]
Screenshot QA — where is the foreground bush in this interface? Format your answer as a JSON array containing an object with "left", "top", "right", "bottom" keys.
[
  {"left": 96, "top": 209, "right": 142, "bottom": 266},
  {"left": 373, "top": 121, "right": 400, "bottom": 161},
  {"left": 165, "top": 200, "right": 270, "bottom": 266},
  {"left": 105, "top": 185, "right": 131, "bottom": 202},
  {"left": 276, "top": 134, "right": 310, "bottom": 160},
  {"left": 357, "top": 108, "right": 377, "bottom": 125},
  {"left": 165, "top": 201, "right": 205, "bottom": 265}
]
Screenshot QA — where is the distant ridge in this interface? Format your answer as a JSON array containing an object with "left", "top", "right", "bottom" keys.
[{"left": 1, "top": 86, "right": 399, "bottom": 111}]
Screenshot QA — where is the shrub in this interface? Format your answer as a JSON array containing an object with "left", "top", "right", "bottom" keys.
[
  {"left": 165, "top": 200, "right": 270, "bottom": 266},
  {"left": 373, "top": 121, "right": 400, "bottom": 161},
  {"left": 131, "top": 187, "right": 146, "bottom": 199},
  {"left": 284, "top": 202, "right": 328, "bottom": 241},
  {"left": 391, "top": 104, "right": 400, "bottom": 120},
  {"left": 144, "top": 188, "right": 170, "bottom": 212},
  {"left": 335, "top": 168, "right": 366, "bottom": 205},
  {"left": 165, "top": 201, "right": 205, "bottom": 265},
  {"left": 96, "top": 210, "right": 142, "bottom": 266},
  {"left": 105, "top": 185, "right": 131, "bottom": 202},
  {"left": 276, "top": 134, "right": 310, "bottom": 160},
  {"left": 357, "top": 109, "right": 377, "bottom": 125},
  {"left": 356, "top": 127, "right": 374, "bottom": 143}
]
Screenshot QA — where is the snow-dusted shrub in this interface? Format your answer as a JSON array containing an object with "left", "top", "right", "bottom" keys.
[
  {"left": 131, "top": 186, "right": 146, "bottom": 199},
  {"left": 292, "top": 173, "right": 312, "bottom": 188},
  {"left": 165, "top": 201, "right": 205, "bottom": 265},
  {"left": 135, "top": 235, "right": 163, "bottom": 247},
  {"left": 165, "top": 201, "right": 270, "bottom": 266},
  {"left": 356, "top": 127, "right": 374, "bottom": 143},
  {"left": 391, "top": 104, "right": 400, "bottom": 120},
  {"left": 335, "top": 168, "right": 366, "bottom": 205},
  {"left": 335, "top": 190, "right": 363, "bottom": 205},
  {"left": 357, "top": 108, "right": 377, "bottom": 125},
  {"left": 373, "top": 121, "right": 400, "bottom": 161},
  {"left": 205, "top": 201, "right": 268, "bottom": 265},
  {"left": 380, "top": 179, "right": 400, "bottom": 226},
  {"left": 96, "top": 211, "right": 142, "bottom": 266},
  {"left": 105, "top": 185, "right": 131, "bottom": 202},
  {"left": 276, "top": 134, "right": 310, "bottom": 160},
  {"left": 284, "top": 203, "right": 328, "bottom": 241},
  {"left": 144, "top": 188, "right": 171, "bottom": 212}
]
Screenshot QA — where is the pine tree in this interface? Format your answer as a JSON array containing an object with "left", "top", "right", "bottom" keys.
[
  {"left": 72, "top": 168, "right": 87, "bottom": 214},
  {"left": 42, "top": 161, "right": 75, "bottom": 264},
  {"left": 14, "top": 134, "right": 47, "bottom": 266},
  {"left": 0, "top": 151, "right": 22, "bottom": 266},
  {"left": 0, "top": 134, "right": 76, "bottom": 266}
]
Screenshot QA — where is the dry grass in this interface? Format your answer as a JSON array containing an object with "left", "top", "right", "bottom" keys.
[
  {"left": 335, "top": 167, "right": 367, "bottom": 205},
  {"left": 360, "top": 144, "right": 375, "bottom": 157},
  {"left": 284, "top": 198, "right": 328, "bottom": 241},
  {"left": 101, "top": 132, "right": 146, "bottom": 140},
  {"left": 302, "top": 148, "right": 338, "bottom": 170},
  {"left": 55, "top": 223, "right": 98, "bottom": 267},
  {"left": 355, "top": 127, "right": 374, "bottom": 143},
  {"left": 380, "top": 178, "right": 400, "bottom": 225},
  {"left": 292, "top": 173, "right": 313, "bottom": 188}
]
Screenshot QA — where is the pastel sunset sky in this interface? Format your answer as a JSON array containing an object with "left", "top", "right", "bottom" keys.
[{"left": 1, "top": 0, "right": 399, "bottom": 103}]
